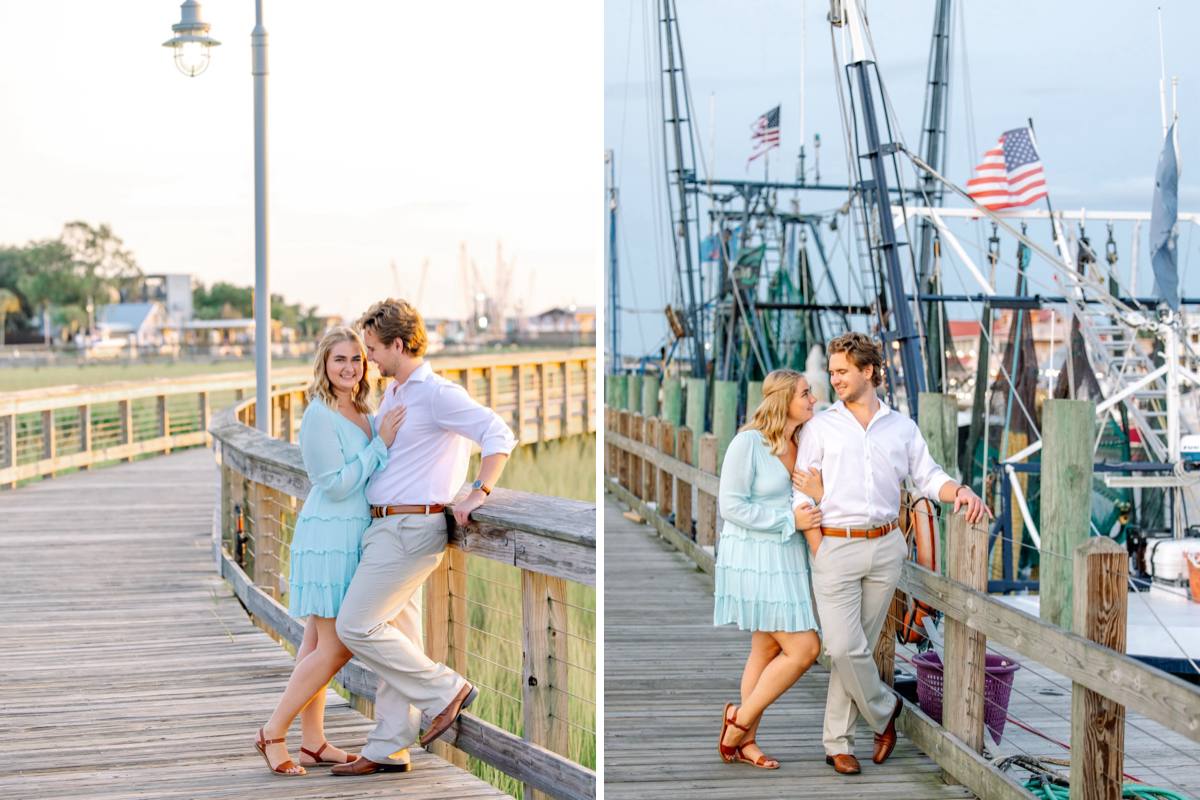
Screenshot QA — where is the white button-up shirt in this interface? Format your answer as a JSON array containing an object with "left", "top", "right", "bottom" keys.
[
  {"left": 791, "top": 399, "right": 953, "bottom": 528},
  {"left": 366, "top": 362, "right": 518, "bottom": 506}
]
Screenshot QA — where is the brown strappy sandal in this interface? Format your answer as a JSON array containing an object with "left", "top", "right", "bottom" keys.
[
  {"left": 735, "top": 740, "right": 780, "bottom": 770},
  {"left": 254, "top": 728, "right": 306, "bottom": 776},
  {"left": 718, "top": 703, "right": 751, "bottom": 763},
  {"left": 299, "top": 742, "right": 360, "bottom": 767}
]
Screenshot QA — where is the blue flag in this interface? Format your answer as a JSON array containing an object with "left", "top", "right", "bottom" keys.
[{"left": 1150, "top": 122, "right": 1181, "bottom": 310}]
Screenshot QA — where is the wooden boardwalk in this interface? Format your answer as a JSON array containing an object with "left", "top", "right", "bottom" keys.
[
  {"left": 604, "top": 492, "right": 974, "bottom": 800},
  {"left": 0, "top": 449, "right": 510, "bottom": 800}
]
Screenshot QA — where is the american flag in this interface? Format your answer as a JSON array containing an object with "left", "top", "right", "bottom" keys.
[
  {"left": 966, "top": 127, "right": 1048, "bottom": 210},
  {"left": 748, "top": 105, "right": 781, "bottom": 163}
]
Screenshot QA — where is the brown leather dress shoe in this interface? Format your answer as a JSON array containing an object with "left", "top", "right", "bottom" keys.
[
  {"left": 419, "top": 682, "right": 479, "bottom": 748},
  {"left": 329, "top": 756, "right": 413, "bottom": 777},
  {"left": 872, "top": 696, "right": 904, "bottom": 764},
  {"left": 825, "top": 753, "right": 861, "bottom": 775}
]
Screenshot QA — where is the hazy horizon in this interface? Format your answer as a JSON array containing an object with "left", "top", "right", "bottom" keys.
[{"left": 0, "top": 1, "right": 601, "bottom": 324}]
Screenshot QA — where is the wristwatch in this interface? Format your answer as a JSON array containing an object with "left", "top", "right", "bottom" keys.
[{"left": 472, "top": 479, "right": 492, "bottom": 496}]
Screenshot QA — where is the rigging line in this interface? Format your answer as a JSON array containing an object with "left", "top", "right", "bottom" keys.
[
  {"left": 829, "top": 23, "right": 870, "bottom": 316},
  {"left": 615, "top": 0, "right": 636, "bottom": 182},
  {"left": 639, "top": 0, "right": 668, "bottom": 312},
  {"left": 900, "top": 148, "right": 1140, "bottom": 322},
  {"left": 1127, "top": 575, "right": 1200, "bottom": 678},
  {"left": 713, "top": 211, "right": 771, "bottom": 375},
  {"left": 938, "top": 239, "right": 1043, "bottom": 442},
  {"left": 646, "top": 0, "right": 674, "bottom": 312},
  {"left": 617, "top": 206, "right": 650, "bottom": 349}
]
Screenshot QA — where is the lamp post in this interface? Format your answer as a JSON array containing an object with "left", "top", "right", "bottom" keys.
[{"left": 165, "top": 0, "right": 272, "bottom": 435}]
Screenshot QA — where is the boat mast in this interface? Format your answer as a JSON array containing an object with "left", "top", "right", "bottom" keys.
[
  {"left": 606, "top": 149, "right": 621, "bottom": 374},
  {"left": 837, "top": 0, "right": 927, "bottom": 416},
  {"left": 659, "top": 0, "right": 706, "bottom": 378},
  {"left": 916, "top": 0, "right": 953, "bottom": 393}
]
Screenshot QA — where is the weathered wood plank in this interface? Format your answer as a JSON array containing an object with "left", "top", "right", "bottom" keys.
[
  {"left": 1070, "top": 537, "right": 1128, "bottom": 800},
  {"left": 607, "top": 429, "right": 720, "bottom": 497},
  {"left": 942, "top": 511, "right": 989, "bottom": 773},
  {"left": 0, "top": 450, "right": 509, "bottom": 800},
  {"left": 897, "top": 562, "right": 1200, "bottom": 742},
  {"left": 696, "top": 434, "right": 718, "bottom": 548},
  {"left": 604, "top": 491, "right": 974, "bottom": 800}
]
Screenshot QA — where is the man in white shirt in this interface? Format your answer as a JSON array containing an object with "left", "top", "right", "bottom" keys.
[
  {"left": 332, "top": 299, "right": 517, "bottom": 776},
  {"left": 793, "top": 333, "right": 987, "bottom": 775}
]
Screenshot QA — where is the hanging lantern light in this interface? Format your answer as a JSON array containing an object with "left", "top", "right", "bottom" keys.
[{"left": 163, "top": 0, "right": 221, "bottom": 78}]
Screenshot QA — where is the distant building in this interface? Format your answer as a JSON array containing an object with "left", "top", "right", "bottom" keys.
[
  {"left": 96, "top": 302, "right": 173, "bottom": 347},
  {"left": 140, "top": 273, "right": 194, "bottom": 329},
  {"left": 518, "top": 305, "right": 597, "bottom": 344}
]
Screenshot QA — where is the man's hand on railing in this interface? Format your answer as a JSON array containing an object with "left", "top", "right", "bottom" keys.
[{"left": 952, "top": 484, "right": 991, "bottom": 525}]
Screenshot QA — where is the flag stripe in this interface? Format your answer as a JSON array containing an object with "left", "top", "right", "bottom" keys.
[{"left": 966, "top": 127, "right": 1048, "bottom": 211}]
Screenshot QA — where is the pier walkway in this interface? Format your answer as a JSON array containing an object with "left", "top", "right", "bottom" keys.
[
  {"left": 604, "top": 492, "right": 973, "bottom": 800},
  {"left": 0, "top": 450, "right": 508, "bottom": 799}
]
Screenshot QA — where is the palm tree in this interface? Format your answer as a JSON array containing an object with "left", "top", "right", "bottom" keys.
[{"left": 0, "top": 288, "right": 20, "bottom": 347}]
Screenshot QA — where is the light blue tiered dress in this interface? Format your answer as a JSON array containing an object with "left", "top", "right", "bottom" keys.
[
  {"left": 287, "top": 400, "right": 389, "bottom": 619},
  {"left": 713, "top": 430, "right": 820, "bottom": 633}
]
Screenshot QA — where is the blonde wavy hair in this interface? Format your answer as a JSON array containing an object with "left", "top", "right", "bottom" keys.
[
  {"left": 307, "top": 326, "right": 373, "bottom": 414},
  {"left": 741, "top": 369, "right": 806, "bottom": 455}
]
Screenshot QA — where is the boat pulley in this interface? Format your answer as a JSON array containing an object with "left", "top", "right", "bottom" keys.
[{"left": 1106, "top": 222, "right": 1119, "bottom": 267}]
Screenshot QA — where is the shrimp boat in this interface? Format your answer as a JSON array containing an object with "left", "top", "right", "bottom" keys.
[{"left": 606, "top": 0, "right": 1200, "bottom": 680}]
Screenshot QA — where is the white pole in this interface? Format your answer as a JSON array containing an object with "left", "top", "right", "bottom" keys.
[
  {"left": 252, "top": 0, "right": 271, "bottom": 434},
  {"left": 799, "top": 0, "right": 806, "bottom": 146},
  {"left": 1158, "top": 6, "right": 1168, "bottom": 138}
]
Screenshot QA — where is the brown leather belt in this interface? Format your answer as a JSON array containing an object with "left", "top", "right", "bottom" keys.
[
  {"left": 821, "top": 519, "right": 899, "bottom": 540},
  {"left": 371, "top": 504, "right": 446, "bottom": 518}
]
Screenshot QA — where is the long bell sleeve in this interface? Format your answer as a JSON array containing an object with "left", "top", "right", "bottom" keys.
[
  {"left": 718, "top": 432, "right": 795, "bottom": 541},
  {"left": 299, "top": 405, "right": 389, "bottom": 503}
]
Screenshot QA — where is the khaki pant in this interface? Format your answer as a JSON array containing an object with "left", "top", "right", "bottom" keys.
[
  {"left": 809, "top": 529, "right": 906, "bottom": 756},
  {"left": 335, "top": 513, "right": 465, "bottom": 764}
]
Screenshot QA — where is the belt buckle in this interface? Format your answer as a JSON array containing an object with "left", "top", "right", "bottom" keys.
[{"left": 424, "top": 504, "right": 431, "bottom": 515}]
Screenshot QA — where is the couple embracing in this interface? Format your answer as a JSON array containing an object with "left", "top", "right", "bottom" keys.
[
  {"left": 713, "top": 333, "right": 988, "bottom": 775},
  {"left": 254, "top": 298, "right": 517, "bottom": 777}
]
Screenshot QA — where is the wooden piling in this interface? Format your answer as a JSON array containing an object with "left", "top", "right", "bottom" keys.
[
  {"left": 628, "top": 374, "right": 643, "bottom": 415},
  {"left": 696, "top": 434, "right": 718, "bottom": 547},
  {"left": 1041, "top": 399, "right": 1096, "bottom": 631},
  {"left": 942, "top": 511, "right": 989, "bottom": 778},
  {"left": 685, "top": 378, "right": 707, "bottom": 465},
  {"left": 675, "top": 427, "right": 694, "bottom": 537},
  {"left": 712, "top": 380, "right": 738, "bottom": 466},
  {"left": 662, "top": 376, "right": 684, "bottom": 427},
  {"left": 641, "top": 374, "right": 660, "bottom": 418},
  {"left": 1070, "top": 537, "right": 1128, "bottom": 800},
  {"left": 745, "top": 380, "right": 763, "bottom": 417},
  {"left": 658, "top": 420, "right": 675, "bottom": 518}
]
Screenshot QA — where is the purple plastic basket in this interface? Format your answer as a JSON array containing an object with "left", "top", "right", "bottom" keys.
[{"left": 911, "top": 650, "right": 1020, "bottom": 744}]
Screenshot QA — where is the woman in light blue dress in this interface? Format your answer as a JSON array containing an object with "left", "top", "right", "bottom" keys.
[
  {"left": 715, "top": 369, "right": 825, "bottom": 770},
  {"left": 254, "top": 326, "right": 406, "bottom": 776}
]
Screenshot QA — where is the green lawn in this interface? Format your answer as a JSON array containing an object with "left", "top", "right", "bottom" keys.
[{"left": 0, "top": 359, "right": 312, "bottom": 392}]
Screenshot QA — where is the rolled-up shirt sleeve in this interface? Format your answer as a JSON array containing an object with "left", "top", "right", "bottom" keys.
[
  {"left": 791, "top": 420, "right": 823, "bottom": 510},
  {"left": 907, "top": 424, "right": 954, "bottom": 499},
  {"left": 431, "top": 383, "right": 518, "bottom": 456}
]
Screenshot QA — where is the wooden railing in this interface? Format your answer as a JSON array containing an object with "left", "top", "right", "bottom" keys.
[
  {"left": 0, "top": 348, "right": 595, "bottom": 488},
  {"left": 210, "top": 368, "right": 596, "bottom": 800},
  {"left": 605, "top": 404, "right": 1200, "bottom": 800}
]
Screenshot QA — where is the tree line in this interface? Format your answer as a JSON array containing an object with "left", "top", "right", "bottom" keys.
[{"left": 0, "top": 222, "right": 324, "bottom": 346}]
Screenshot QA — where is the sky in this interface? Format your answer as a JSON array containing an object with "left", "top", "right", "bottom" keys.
[
  {"left": 605, "top": 0, "right": 1200, "bottom": 357},
  {"left": 0, "top": 1, "right": 601, "bottom": 323}
]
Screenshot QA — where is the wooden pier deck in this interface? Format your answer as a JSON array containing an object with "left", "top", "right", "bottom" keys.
[
  {"left": 0, "top": 449, "right": 510, "bottom": 800},
  {"left": 603, "top": 492, "right": 974, "bottom": 800}
]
